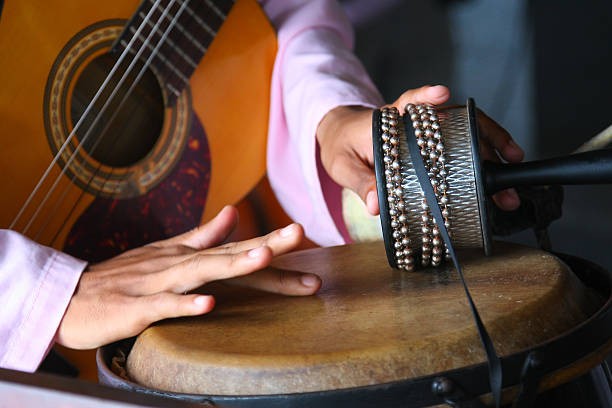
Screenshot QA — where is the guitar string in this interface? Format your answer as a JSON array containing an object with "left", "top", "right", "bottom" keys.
[
  {"left": 35, "top": 0, "right": 219, "bottom": 246},
  {"left": 34, "top": 101, "right": 139, "bottom": 244},
  {"left": 49, "top": 135, "right": 133, "bottom": 249},
  {"left": 25, "top": 0, "right": 219, "bottom": 239},
  {"left": 33, "top": 0, "right": 219, "bottom": 243},
  {"left": 45, "top": 73, "right": 152, "bottom": 248},
  {"left": 39, "top": 2, "right": 217, "bottom": 245},
  {"left": 20, "top": 0, "right": 180, "bottom": 235},
  {"left": 31, "top": 3, "right": 187, "bottom": 242},
  {"left": 50, "top": 0, "right": 228, "bottom": 248},
  {"left": 9, "top": 0, "right": 164, "bottom": 231},
  {"left": 19, "top": 0, "right": 191, "bottom": 235},
  {"left": 42, "top": 30, "right": 191, "bottom": 247}
]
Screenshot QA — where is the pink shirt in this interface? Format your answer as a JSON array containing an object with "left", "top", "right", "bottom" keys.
[
  {"left": 0, "top": 231, "right": 85, "bottom": 372},
  {"left": 0, "top": 0, "right": 382, "bottom": 372},
  {"left": 263, "top": 0, "right": 383, "bottom": 246}
]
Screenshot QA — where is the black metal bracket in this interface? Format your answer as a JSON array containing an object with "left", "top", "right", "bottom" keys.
[{"left": 512, "top": 351, "right": 544, "bottom": 408}]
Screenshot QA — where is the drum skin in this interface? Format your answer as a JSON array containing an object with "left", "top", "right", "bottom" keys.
[{"left": 123, "top": 241, "right": 603, "bottom": 396}]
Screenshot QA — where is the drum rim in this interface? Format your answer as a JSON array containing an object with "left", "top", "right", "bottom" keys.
[{"left": 97, "top": 252, "right": 612, "bottom": 408}]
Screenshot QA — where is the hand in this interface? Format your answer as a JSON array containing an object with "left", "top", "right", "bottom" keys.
[
  {"left": 477, "top": 109, "right": 524, "bottom": 210},
  {"left": 316, "top": 85, "right": 524, "bottom": 215},
  {"left": 56, "top": 206, "right": 321, "bottom": 350},
  {"left": 317, "top": 85, "right": 450, "bottom": 215}
]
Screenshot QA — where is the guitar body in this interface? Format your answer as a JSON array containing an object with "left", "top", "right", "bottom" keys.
[
  {"left": 0, "top": 0, "right": 276, "bottom": 379},
  {"left": 0, "top": 0, "right": 276, "bottom": 256}
]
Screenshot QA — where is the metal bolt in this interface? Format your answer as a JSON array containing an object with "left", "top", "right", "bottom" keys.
[{"left": 432, "top": 376, "right": 454, "bottom": 396}]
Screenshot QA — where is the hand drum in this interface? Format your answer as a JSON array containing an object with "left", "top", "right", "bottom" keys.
[{"left": 98, "top": 242, "right": 612, "bottom": 407}]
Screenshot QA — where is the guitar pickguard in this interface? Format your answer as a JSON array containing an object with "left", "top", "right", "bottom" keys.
[{"left": 63, "top": 114, "right": 210, "bottom": 262}]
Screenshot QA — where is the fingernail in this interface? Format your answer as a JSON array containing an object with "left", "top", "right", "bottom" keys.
[
  {"left": 366, "top": 190, "right": 376, "bottom": 206},
  {"left": 366, "top": 190, "right": 380, "bottom": 215},
  {"left": 431, "top": 85, "right": 448, "bottom": 96},
  {"left": 248, "top": 247, "right": 265, "bottom": 258},
  {"left": 300, "top": 274, "right": 320, "bottom": 288},
  {"left": 194, "top": 295, "right": 209, "bottom": 306},
  {"left": 280, "top": 224, "right": 295, "bottom": 238}
]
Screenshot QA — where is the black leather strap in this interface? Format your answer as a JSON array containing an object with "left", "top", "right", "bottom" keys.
[{"left": 403, "top": 114, "right": 503, "bottom": 408}]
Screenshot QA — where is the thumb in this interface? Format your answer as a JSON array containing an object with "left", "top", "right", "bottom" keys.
[
  {"left": 391, "top": 85, "right": 450, "bottom": 111},
  {"left": 338, "top": 161, "right": 379, "bottom": 215}
]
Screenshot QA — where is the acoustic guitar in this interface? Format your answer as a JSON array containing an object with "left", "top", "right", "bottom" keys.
[
  {"left": 0, "top": 0, "right": 276, "bottom": 257},
  {"left": 0, "top": 0, "right": 276, "bottom": 379}
]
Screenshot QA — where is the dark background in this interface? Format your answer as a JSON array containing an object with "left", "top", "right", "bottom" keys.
[{"left": 341, "top": 0, "right": 612, "bottom": 271}]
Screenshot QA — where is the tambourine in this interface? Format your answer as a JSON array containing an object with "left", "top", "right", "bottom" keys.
[{"left": 372, "top": 98, "right": 612, "bottom": 270}]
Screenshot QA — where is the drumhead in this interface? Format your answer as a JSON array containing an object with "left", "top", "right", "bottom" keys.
[{"left": 124, "top": 242, "right": 604, "bottom": 396}]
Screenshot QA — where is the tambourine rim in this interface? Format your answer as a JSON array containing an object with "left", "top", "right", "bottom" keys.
[
  {"left": 372, "top": 108, "right": 398, "bottom": 268},
  {"left": 467, "top": 98, "right": 492, "bottom": 256}
]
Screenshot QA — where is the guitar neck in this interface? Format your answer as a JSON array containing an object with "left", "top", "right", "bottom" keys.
[{"left": 113, "top": 0, "right": 234, "bottom": 105}]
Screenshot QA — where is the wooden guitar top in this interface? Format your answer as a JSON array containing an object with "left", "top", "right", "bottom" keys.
[{"left": 126, "top": 242, "right": 599, "bottom": 395}]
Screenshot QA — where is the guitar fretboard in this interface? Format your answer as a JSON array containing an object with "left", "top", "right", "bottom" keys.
[{"left": 113, "top": 0, "right": 235, "bottom": 106}]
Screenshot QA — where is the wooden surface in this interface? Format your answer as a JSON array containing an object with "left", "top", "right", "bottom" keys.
[
  {"left": 0, "top": 367, "right": 201, "bottom": 408},
  {"left": 126, "top": 242, "right": 602, "bottom": 395}
]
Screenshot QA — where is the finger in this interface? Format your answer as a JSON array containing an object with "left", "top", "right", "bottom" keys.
[
  {"left": 152, "top": 205, "right": 239, "bottom": 249},
  {"left": 56, "top": 293, "right": 215, "bottom": 350},
  {"left": 365, "top": 189, "right": 380, "bottom": 215},
  {"left": 153, "top": 245, "right": 275, "bottom": 294},
  {"left": 478, "top": 110, "right": 524, "bottom": 163},
  {"left": 391, "top": 85, "right": 450, "bottom": 111},
  {"left": 492, "top": 189, "right": 521, "bottom": 211},
  {"left": 342, "top": 165, "right": 377, "bottom": 214},
  {"left": 227, "top": 267, "right": 322, "bottom": 296},
  {"left": 88, "top": 245, "right": 198, "bottom": 273},
  {"left": 138, "top": 293, "right": 216, "bottom": 329},
  {"left": 479, "top": 137, "right": 501, "bottom": 163},
  {"left": 331, "top": 156, "right": 378, "bottom": 213},
  {"left": 206, "top": 223, "right": 304, "bottom": 257},
  {"left": 325, "top": 110, "right": 380, "bottom": 214},
  {"left": 479, "top": 136, "right": 521, "bottom": 210}
]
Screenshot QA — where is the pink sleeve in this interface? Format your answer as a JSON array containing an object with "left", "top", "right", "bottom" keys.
[
  {"left": 0, "top": 230, "right": 86, "bottom": 372},
  {"left": 262, "top": 0, "right": 384, "bottom": 246}
]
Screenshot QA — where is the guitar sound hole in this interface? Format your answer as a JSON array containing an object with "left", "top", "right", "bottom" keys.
[{"left": 70, "top": 53, "right": 164, "bottom": 168}]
